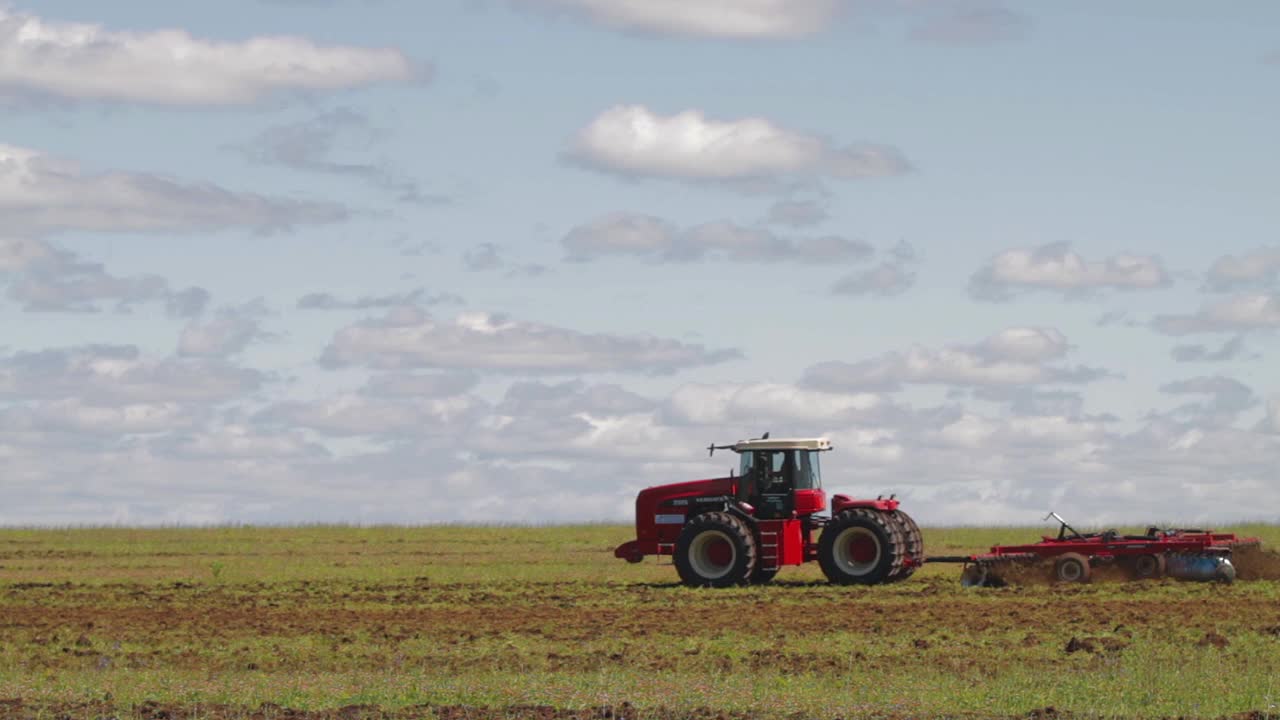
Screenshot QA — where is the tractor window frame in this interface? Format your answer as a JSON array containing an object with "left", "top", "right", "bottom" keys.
[{"left": 740, "top": 449, "right": 823, "bottom": 491}]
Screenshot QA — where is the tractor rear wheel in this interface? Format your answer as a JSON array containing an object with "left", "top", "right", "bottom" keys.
[
  {"left": 674, "top": 512, "right": 757, "bottom": 587},
  {"left": 886, "top": 510, "right": 923, "bottom": 582},
  {"left": 1054, "top": 553, "right": 1092, "bottom": 583},
  {"left": 819, "top": 509, "right": 903, "bottom": 585}
]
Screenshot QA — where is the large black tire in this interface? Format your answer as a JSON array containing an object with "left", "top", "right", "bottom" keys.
[
  {"left": 674, "top": 512, "right": 757, "bottom": 588},
  {"left": 1129, "top": 553, "right": 1165, "bottom": 580},
  {"left": 1053, "top": 552, "right": 1092, "bottom": 583},
  {"left": 819, "top": 509, "right": 904, "bottom": 585},
  {"left": 886, "top": 510, "right": 924, "bottom": 582}
]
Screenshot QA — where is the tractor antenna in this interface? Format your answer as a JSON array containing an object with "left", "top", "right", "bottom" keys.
[{"left": 707, "top": 442, "right": 736, "bottom": 457}]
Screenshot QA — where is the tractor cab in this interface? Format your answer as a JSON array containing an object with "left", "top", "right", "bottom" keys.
[{"left": 723, "top": 437, "right": 830, "bottom": 520}]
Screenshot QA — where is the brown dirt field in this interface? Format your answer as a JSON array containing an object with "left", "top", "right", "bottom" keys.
[
  {"left": 1, "top": 700, "right": 1278, "bottom": 720},
  {"left": 1231, "top": 546, "right": 1280, "bottom": 581},
  {"left": 6, "top": 578, "right": 1280, "bottom": 665},
  {"left": 4, "top": 527, "right": 1280, "bottom": 719}
]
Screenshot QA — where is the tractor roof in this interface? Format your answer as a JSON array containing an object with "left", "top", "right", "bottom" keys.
[{"left": 731, "top": 437, "right": 832, "bottom": 453}]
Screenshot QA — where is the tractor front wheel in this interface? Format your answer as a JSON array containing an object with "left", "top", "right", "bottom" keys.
[
  {"left": 674, "top": 512, "right": 757, "bottom": 587},
  {"left": 1054, "top": 553, "right": 1092, "bottom": 583},
  {"left": 818, "top": 509, "right": 903, "bottom": 585}
]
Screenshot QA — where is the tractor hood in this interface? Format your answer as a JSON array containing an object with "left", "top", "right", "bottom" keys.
[
  {"left": 637, "top": 476, "right": 736, "bottom": 509},
  {"left": 628, "top": 476, "right": 736, "bottom": 549}
]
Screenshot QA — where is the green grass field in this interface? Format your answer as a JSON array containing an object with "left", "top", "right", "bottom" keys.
[{"left": 2, "top": 524, "right": 1280, "bottom": 719}]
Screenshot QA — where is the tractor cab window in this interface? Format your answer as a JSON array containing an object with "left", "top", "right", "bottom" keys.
[
  {"left": 738, "top": 451, "right": 782, "bottom": 483},
  {"left": 794, "top": 450, "right": 822, "bottom": 490},
  {"left": 768, "top": 452, "right": 787, "bottom": 487},
  {"left": 739, "top": 450, "right": 822, "bottom": 491}
]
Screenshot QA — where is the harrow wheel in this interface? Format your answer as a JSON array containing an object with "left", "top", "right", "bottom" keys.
[
  {"left": 1053, "top": 552, "right": 1092, "bottom": 583},
  {"left": 674, "top": 512, "right": 757, "bottom": 588},
  {"left": 960, "top": 564, "right": 989, "bottom": 588},
  {"left": 1130, "top": 553, "right": 1166, "bottom": 580},
  {"left": 819, "top": 509, "right": 903, "bottom": 585}
]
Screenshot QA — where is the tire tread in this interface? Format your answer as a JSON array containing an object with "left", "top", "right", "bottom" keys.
[{"left": 674, "top": 511, "right": 757, "bottom": 588}]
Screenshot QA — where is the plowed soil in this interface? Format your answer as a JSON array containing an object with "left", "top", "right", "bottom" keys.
[
  {"left": 1, "top": 701, "right": 1276, "bottom": 720},
  {"left": 2, "top": 525, "right": 1279, "bottom": 720}
]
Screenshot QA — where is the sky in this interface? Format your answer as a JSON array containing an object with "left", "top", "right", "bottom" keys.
[{"left": 1, "top": 0, "right": 1279, "bottom": 527}]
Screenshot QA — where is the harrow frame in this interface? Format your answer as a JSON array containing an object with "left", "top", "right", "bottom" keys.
[{"left": 929, "top": 513, "right": 1261, "bottom": 586}]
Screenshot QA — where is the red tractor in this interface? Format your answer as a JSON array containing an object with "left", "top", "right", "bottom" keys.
[{"left": 614, "top": 435, "right": 923, "bottom": 587}]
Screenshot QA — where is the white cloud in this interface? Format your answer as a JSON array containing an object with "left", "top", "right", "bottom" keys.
[
  {"left": 234, "top": 108, "right": 440, "bottom": 204},
  {"left": 563, "top": 213, "right": 673, "bottom": 259},
  {"left": 1170, "top": 336, "right": 1251, "bottom": 363},
  {"left": 1153, "top": 293, "right": 1280, "bottom": 335},
  {"left": 977, "top": 327, "right": 1069, "bottom": 363},
  {"left": 463, "top": 243, "right": 503, "bottom": 272},
  {"left": 0, "top": 344, "right": 262, "bottom": 405},
  {"left": 1265, "top": 397, "right": 1280, "bottom": 434},
  {"left": 297, "top": 288, "right": 456, "bottom": 310},
  {"left": 831, "top": 262, "right": 915, "bottom": 297},
  {"left": 563, "top": 212, "right": 872, "bottom": 263},
  {"left": 974, "top": 387, "right": 1091, "bottom": 419},
  {"left": 319, "top": 306, "right": 740, "bottom": 374},
  {"left": 363, "top": 371, "right": 479, "bottom": 398},
  {"left": 158, "top": 424, "right": 326, "bottom": 460},
  {"left": 0, "top": 236, "right": 53, "bottom": 271},
  {"left": 567, "top": 105, "right": 909, "bottom": 185},
  {"left": 936, "top": 412, "right": 1106, "bottom": 450},
  {"left": 1006, "top": 414, "right": 1108, "bottom": 445},
  {"left": 662, "top": 382, "right": 884, "bottom": 426},
  {"left": 970, "top": 242, "right": 1169, "bottom": 300},
  {"left": 0, "top": 238, "right": 182, "bottom": 313},
  {"left": 766, "top": 198, "right": 829, "bottom": 227},
  {"left": 499, "top": 380, "right": 653, "bottom": 417},
  {"left": 259, "top": 392, "right": 482, "bottom": 438},
  {"left": 0, "top": 144, "right": 346, "bottom": 236},
  {"left": 806, "top": 350, "right": 1034, "bottom": 390},
  {"left": 178, "top": 303, "right": 273, "bottom": 358},
  {"left": 459, "top": 243, "right": 548, "bottom": 277},
  {"left": 0, "top": 398, "right": 198, "bottom": 436},
  {"left": 2, "top": 346, "right": 1278, "bottom": 526},
  {"left": 167, "top": 287, "right": 212, "bottom": 319},
  {"left": 938, "top": 413, "right": 998, "bottom": 448},
  {"left": 803, "top": 327, "right": 1102, "bottom": 392},
  {"left": 1159, "top": 376, "right": 1258, "bottom": 425},
  {"left": 824, "top": 427, "right": 905, "bottom": 464},
  {"left": 1203, "top": 246, "right": 1280, "bottom": 292},
  {"left": 0, "top": 8, "right": 418, "bottom": 106},
  {"left": 521, "top": 0, "right": 841, "bottom": 39}
]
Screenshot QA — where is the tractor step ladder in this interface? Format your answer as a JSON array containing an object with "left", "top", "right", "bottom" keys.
[
  {"left": 657, "top": 542, "right": 675, "bottom": 565},
  {"left": 758, "top": 530, "right": 780, "bottom": 571}
]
